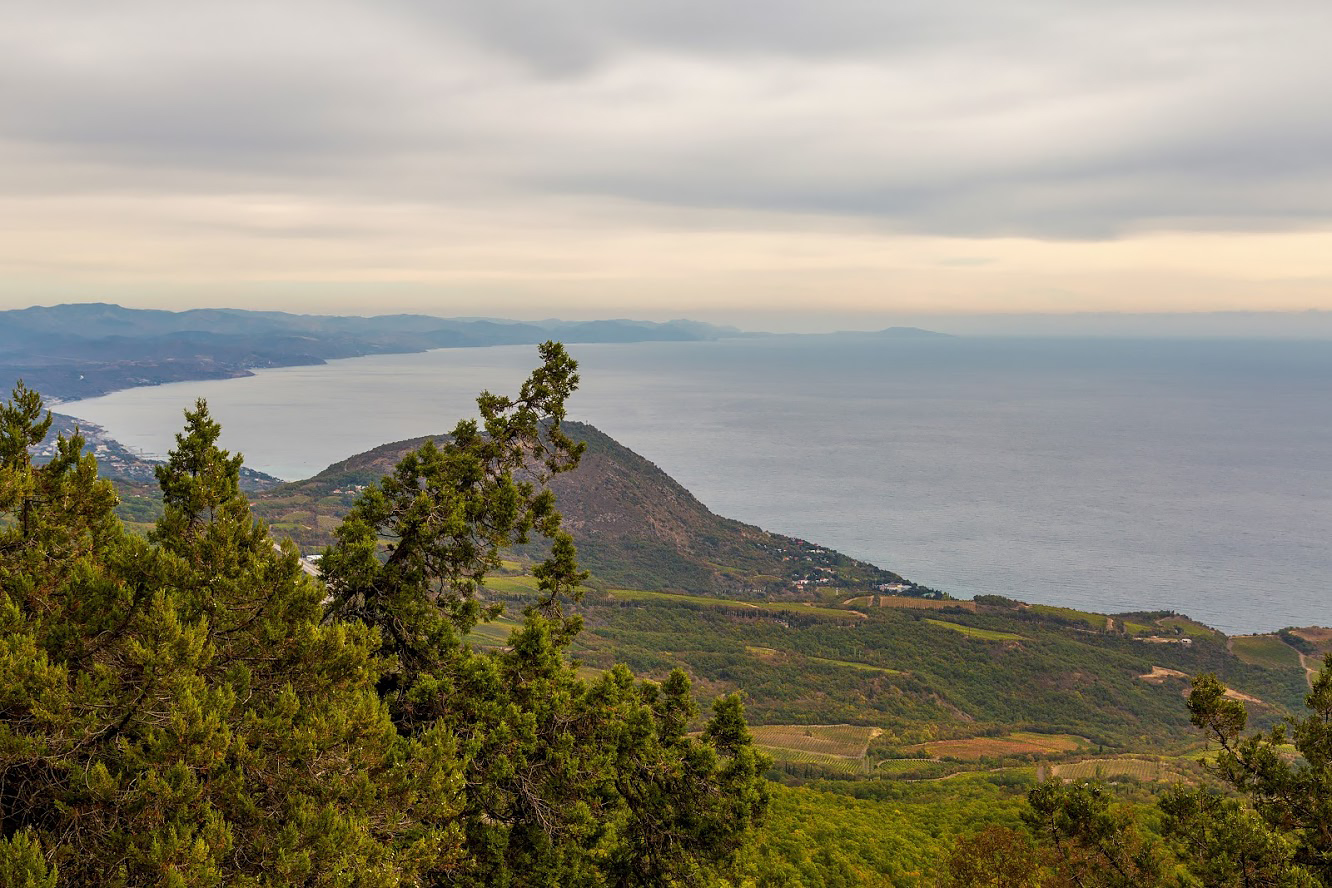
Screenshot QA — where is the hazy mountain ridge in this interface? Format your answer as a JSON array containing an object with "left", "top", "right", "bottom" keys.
[{"left": 0, "top": 303, "right": 744, "bottom": 401}]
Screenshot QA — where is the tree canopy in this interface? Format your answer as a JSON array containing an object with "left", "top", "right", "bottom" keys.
[
  {"left": 0, "top": 343, "right": 768, "bottom": 887},
  {"left": 1016, "top": 656, "right": 1332, "bottom": 888}
]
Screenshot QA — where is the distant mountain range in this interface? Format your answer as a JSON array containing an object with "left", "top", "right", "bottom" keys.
[
  {"left": 0, "top": 302, "right": 955, "bottom": 403},
  {"left": 0, "top": 303, "right": 746, "bottom": 401}
]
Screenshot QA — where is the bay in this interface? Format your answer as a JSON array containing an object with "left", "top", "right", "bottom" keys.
[{"left": 61, "top": 336, "right": 1332, "bottom": 635}]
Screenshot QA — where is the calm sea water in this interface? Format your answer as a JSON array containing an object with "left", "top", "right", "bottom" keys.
[{"left": 61, "top": 337, "right": 1332, "bottom": 635}]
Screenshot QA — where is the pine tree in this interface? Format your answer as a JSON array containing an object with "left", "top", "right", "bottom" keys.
[
  {"left": 1168, "top": 660, "right": 1332, "bottom": 886},
  {"left": 0, "top": 383, "right": 457, "bottom": 885},
  {"left": 1, "top": 347, "right": 769, "bottom": 886},
  {"left": 1022, "top": 657, "right": 1332, "bottom": 887},
  {"left": 321, "top": 342, "right": 768, "bottom": 886}
]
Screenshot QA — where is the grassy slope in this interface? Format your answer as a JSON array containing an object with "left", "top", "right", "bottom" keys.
[{"left": 560, "top": 597, "right": 1310, "bottom": 751}]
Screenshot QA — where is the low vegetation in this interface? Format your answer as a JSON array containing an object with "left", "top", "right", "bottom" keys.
[{"left": 1229, "top": 633, "right": 1304, "bottom": 670}]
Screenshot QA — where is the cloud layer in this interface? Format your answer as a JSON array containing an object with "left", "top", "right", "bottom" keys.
[{"left": 2, "top": 1, "right": 1330, "bottom": 320}]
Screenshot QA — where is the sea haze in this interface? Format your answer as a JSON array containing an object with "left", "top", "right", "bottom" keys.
[{"left": 61, "top": 336, "right": 1332, "bottom": 635}]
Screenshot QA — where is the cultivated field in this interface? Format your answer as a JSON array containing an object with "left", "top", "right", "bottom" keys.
[
  {"left": 607, "top": 588, "right": 863, "bottom": 620},
  {"left": 911, "top": 732, "right": 1087, "bottom": 761},
  {"left": 466, "top": 616, "right": 525, "bottom": 648},
  {"left": 751, "top": 724, "right": 882, "bottom": 774},
  {"left": 874, "top": 758, "right": 959, "bottom": 779},
  {"left": 483, "top": 574, "right": 596, "bottom": 597},
  {"left": 744, "top": 645, "right": 902, "bottom": 675},
  {"left": 1053, "top": 756, "right": 1192, "bottom": 783},
  {"left": 804, "top": 654, "right": 903, "bottom": 675},
  {"left": 1029, "top": 604, "right": 1107, "bottom": 630},
  {"left": 843, "top": 595, "right": 976, "bottom": 612},
  {"left": 750, "top": 724, "right": 881, "bottom": 759},
  {"left": 1155, "top": 616, "right": 1221, "bottom": 638},
  {"left": 1229, "top": 634, "right": 1302, "bottom": 670},
  {"left": 924, "top": 619, "right": 1024, "bottom": 642}
]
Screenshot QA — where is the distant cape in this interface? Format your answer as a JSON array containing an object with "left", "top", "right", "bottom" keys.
[{"left": 0, "top": 303, "right": 745, "bottom": 402}]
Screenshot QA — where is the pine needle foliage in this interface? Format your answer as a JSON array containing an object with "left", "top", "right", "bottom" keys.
[
  {"left": 1021, "top": 657, "right": 1332, "bottom": 887},
  {"left": 0, "top": 343, "right": 767, "bottom": 887}
]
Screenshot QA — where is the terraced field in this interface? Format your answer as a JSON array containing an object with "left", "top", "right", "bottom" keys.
[
  {"left": 924, "top": 619, "right": 1024, "bottom": 642},
  {"left": 1053, "top": 756, "right": 1193, "bottom": 784},
  {"left": 803, "top": 655, "right": 902, "bottom": 675},
  {"left": 1230, "top": 634, "right": 1302, "bottom": 670},
  {"left": 874, "top": 758, "right": 957, "bottom": 779},
  {"left": 466, "top": 616, "right": 525, "bottom": 648},
  {"left": 607, "top": 588, "right": 862, "bottom": 621},
  {"left": 911, "top": 732, "right": 1087, "bottom": 761},
  {"left": 745, "top": 645, "right": 902, "bottom": 675},
  {"left": 483, "top": 574, "right": 597, "bottom": 597},
  {"left": 1155, "top": 616, "right": 1222, "bottom": 638},
  {"left": 843, "top": 595, "right": 976, "bottom": 612},
  {"left": 752, "top": 724, "right": 881, "bottom": 757},
  {"left": 750, "top": 724, "right": 880, "bottom": 775},
  {"left": 482, "top": 574, "right": 542, "bottom": 595},
  {"left": 1029, "top": 604, "right": 1107, "bottom": 630}
]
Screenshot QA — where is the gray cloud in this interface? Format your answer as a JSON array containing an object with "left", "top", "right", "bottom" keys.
[{"left": 1, "top": 0, "right": 1330, "bottom": 238}]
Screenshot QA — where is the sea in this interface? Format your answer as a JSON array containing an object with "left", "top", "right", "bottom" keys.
[{"left": 59, "top": 335, "right": 1332, "bottom": 636}]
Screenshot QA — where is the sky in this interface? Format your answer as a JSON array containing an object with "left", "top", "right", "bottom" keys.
[{"left": 2, "top": 1, "right": 1331, "bottom": 332}]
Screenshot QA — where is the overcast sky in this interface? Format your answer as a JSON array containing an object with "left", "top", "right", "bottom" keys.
[{"left": 2, "top": 0, "right": 1330, "bottom": 330}]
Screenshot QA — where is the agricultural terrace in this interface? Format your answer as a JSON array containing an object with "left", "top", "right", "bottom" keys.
[
  {"left": 1154, "top": 616, "right": 1221, "bottom": 638},
  {"left": 910, "top": 732, "right": 1087, "bottom": 761},
  {"left": 843, "top": 595, "right": 976, "bottom": 612},
  {"left": 750, "top": 724, "right": 881, "bottom": 774},
  {"left": 745, "top": 646, "right": 902, "bottom": 675},
  {"left": 466, "top": 616, "right": 528, "bottom": 648},
  {"left": 924, "top": 619, "right": 1024, "bottom": 642},
  {"left": 750, "top": 724, "right": 881, "bottom": 760},
  {"left": 1229, "top": 634, "right": 1303, "bottom": 670},
  {"left": 483, "top": 574, "right": 595, "bottom": 597},
  {"left": 1053, "top": 755, "right": 1196, "bottom": 784},
  {"left": 607, "top": 588, "right": 863, "bottom": 620},
  {"left": 1029, "top": 604, "right": 1107, "bottom": 630}
]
